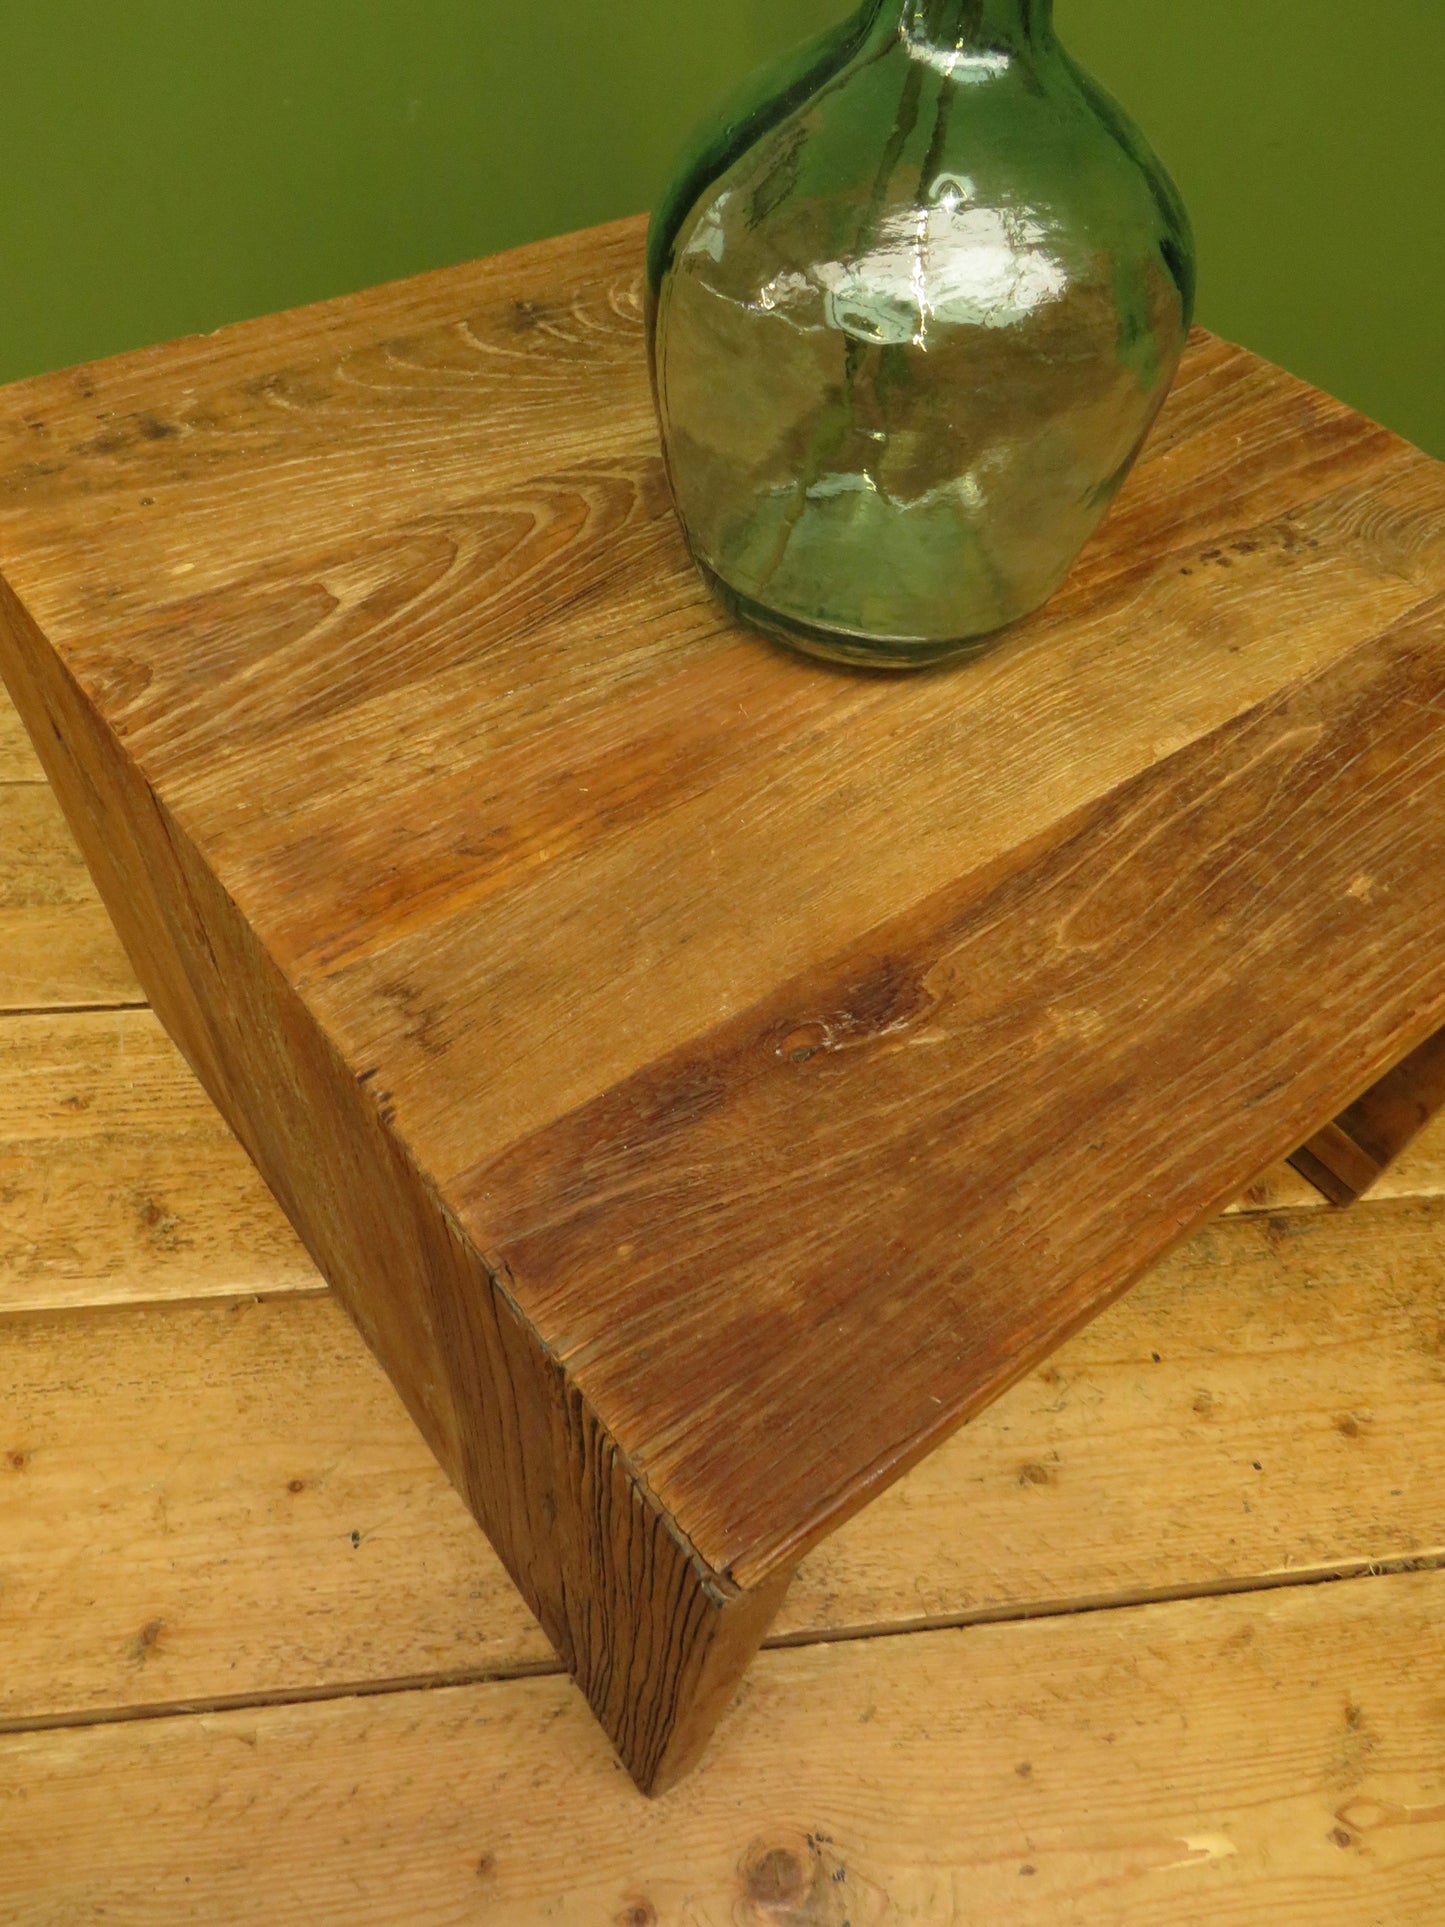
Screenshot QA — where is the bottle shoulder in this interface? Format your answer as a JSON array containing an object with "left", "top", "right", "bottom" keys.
[{"left": 657, "top": 45, "right": 1194, "bottom": 324}]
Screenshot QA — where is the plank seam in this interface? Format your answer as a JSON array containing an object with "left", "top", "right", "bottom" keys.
[
  {"left": 0, "top": 1283, "right": 332, "bottom": 1330},
  {"left": 765, "top": 1549, "right": 1445, "bottom": 1651}
]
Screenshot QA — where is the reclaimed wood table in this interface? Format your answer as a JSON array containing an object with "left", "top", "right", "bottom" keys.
[{"left": 2, "top": 216, "right": 1445, "bottom": 1804}]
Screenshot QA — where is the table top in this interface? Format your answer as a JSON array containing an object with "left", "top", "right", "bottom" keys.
[{"left": 1, "top": 215, "right": 1444, "bottom": 1593}]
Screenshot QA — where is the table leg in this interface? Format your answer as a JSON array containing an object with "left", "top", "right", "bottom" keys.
[{"left": 1288, "top": 1026, "right": 1445, "bottom": 1206}]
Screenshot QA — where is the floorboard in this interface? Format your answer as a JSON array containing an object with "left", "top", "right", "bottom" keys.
[
  {"left": 3, "top": 1570, "right": 1441, "bottom": 1924},
  {"left": 3, "top": 1197, "right": 1442, "bottom": 1728},
  {"left": 0, "top": 783, "right": 142, "bottom": 1011}
]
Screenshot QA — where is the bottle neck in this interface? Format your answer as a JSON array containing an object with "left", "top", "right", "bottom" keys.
[{"left": 886, "top": 0, "right": 1052, "bottom": 52}]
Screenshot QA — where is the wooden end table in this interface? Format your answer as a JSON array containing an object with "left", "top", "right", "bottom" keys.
[{"left": 2, "top": 216, "right": 1443, "bottom": 1794}]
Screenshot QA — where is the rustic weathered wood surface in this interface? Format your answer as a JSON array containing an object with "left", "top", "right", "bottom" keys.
[
  {"left": 2, "top": 215, "right": 1445, "bottom": 1791},
  {"left": 4, "top": 679, "right": 1445, "bottom": 1916}
]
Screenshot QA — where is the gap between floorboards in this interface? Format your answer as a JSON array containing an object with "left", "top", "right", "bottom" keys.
[{"left": 0, "top": 999, "right": 151, "bottom": 1020}]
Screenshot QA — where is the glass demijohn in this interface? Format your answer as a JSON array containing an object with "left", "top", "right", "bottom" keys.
[{"left": 647, "top": 0, "right": 1197, "bottom": 668}]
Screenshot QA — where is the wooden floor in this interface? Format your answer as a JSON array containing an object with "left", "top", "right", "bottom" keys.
[{"left": 2, "top": 682, "right": 1444, "bottom": 1922}]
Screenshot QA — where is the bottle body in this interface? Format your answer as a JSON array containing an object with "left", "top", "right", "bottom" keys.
[{"left": 648, "top": 0, "right": 1196, "bottom": 668}]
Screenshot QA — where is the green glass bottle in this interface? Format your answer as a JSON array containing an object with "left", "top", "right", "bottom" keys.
[{"left": 647, "top": 0, "right": 1196, "bottom": 668}]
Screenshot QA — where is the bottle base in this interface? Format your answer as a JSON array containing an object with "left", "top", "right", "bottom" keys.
[{"left": 696, "top": 561, "right": 1014, "bottom": 674}]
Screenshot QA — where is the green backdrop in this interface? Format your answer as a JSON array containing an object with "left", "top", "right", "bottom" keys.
[{"left": 0, "top": 1, "right": 1438, "bottom": 454}]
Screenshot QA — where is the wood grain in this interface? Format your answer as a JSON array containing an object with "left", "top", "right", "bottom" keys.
[
  {"left": 2, "top": 786, "right": 1441, "bottom": 1325},
  {"left": 3, "top": 1569, "right": 1443, "bottom": 1924},
  {"left": 0, "top": 218, "right": 655, "bottom": 634},
  {"left": 466, "top": 594, "right": 1445, "bottom": 1586},
  {"left": 0, "top": 783, "right": 141, "bottom": 1011},
  {"left": 0, "top": 685, "right": 41, "bottom": 781},
  {"left": 4, "top": 214, "right": 1445, "bottom": 1785},
  {"left": 188, "top": 443, "right": 1445, "bottom": 1171},
  {"left": 3, "top": 1196, "right": 1441, "bottom": 1730},
  {"left": 0, "top": 1010, "right": 314, "bottom": 1314}
]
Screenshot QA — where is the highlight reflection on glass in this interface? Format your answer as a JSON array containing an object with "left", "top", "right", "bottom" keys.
[{"left": 648, "top": 0, "right": 1196, "bottom": 669}]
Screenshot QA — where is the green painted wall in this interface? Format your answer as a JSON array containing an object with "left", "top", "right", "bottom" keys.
[{"left": 0, "top": 1, "right": 1438, "bottom": 454}]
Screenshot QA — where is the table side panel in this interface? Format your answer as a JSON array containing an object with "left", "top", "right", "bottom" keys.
[{"left": 1290, "top": 1025, "right": 1445, "bottom": 1206}]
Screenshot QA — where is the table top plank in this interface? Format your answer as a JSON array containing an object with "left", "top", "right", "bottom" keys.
[
  {"left": 0, "top": 219, "right": 653, "bottom": 635},
  {"left": 303, "top": 441, "right": 1444, "bottom": 1193},
  {"left": 12, "top": 988, "right": 1445, "bottom": 1327},
  {"left": 3, "top": 220, "right": 1444, "bottom": 1604},
  {"left": 8, "top": 761, "right": 1419, "bottom": 1335},
  {"left": 5, "top": 1568, "right": 1442, "bottom": 1924},
  {"left": 470, "top": 593, "right": 1445, "bottom": 1581},
  {"left": 3, "top": 1194, "right": 1441, "bottom": 1727}
]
